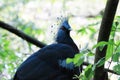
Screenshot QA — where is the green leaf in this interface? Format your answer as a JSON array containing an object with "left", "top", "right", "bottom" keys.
[
  {"left": 96, "top": 57, "right": 105, "bottom": 67},
  {"left": 24, "top": 27, "right": 31, "bottom": 34},
  {"left": 87, "top": 52, "right": 94, "bottom": 56},
  {"left": 113, "top": 64, "right": 120, "bottom": 74},
  {"left": 0, "top": 64, "right": 4, "bottom": 72},
  {"left": 112, "top": 52, "right": 120, "bottom": 62},
  {"left": 35, "top": 29, "right": 42, "bottom": 34},
  {"left": 115, "top": 41, "right": 120, "bottom": 52},
  {"left": 92, "top": 41, "right": 108, "bottom": 50},
  {"left": 0, "top": 49, "right": 8, "bottom": 59},
  {"left": 75, "top": 57, "right": 84, "bottom": 67},
  {"left": 77, "top": 27, "right": 87, "bottom": 35},
  {"left": 66, "top": 58, "right": 73, "bottom": 64},
  {"left": 92, "top": 64, "right": 97, "bottom": 71},
  {"left": 115, "top": 21, "right": 119, "bottom": 27},
  {"left": 84, "top": 65, "right": 93, "bottom": 80},
  {"left": 66, "top": 53, "right": 84, "bottom": 67},
  {"left": 73, "top": 53, "right": 84, "bottom": 66},
  {"left": 106, "top": 39, "right": 114, "bottom": 60},
  {"left": 88, "top": 27, "right": 96, "bottom": 33}
]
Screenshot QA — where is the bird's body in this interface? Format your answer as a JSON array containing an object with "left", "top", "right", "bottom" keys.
[{"left": 13, "top": 19, "right": 80, "bottom": 80}]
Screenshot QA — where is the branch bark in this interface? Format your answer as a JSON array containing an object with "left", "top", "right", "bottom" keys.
[
  {"left": 94, "top": 0, "right": 119, "bottom": 80},
  {"left": 0, "top": 21, "right": 46, "bottom": 48}
]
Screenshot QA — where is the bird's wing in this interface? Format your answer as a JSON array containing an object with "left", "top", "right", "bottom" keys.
[
  {"left": 37, "top": 43, "right": 79, "bottom": 75},
  {"left": 14, "top": 43, "right": 79, "bottom": 80}
]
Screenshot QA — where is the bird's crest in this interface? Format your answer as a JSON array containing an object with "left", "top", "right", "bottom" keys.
[
  {"left": 56, "top": 17, "right": 71, "bottom": 30},
  {"left": 59, "top": 18, "right": 71, "bottom": 31}
]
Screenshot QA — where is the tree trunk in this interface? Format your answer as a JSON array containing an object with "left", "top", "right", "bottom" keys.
[{"left": 94, "top": 0, "right": 119, "bottom": 80}]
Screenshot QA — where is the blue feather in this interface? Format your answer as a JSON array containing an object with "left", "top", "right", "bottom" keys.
[{"left": 58, "top": 59, "right": 74, "bottom": 70}]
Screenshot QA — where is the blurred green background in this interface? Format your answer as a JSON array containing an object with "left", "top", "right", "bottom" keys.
[{"left": 0, "top": 0, "right": 120, "bottom": 80}]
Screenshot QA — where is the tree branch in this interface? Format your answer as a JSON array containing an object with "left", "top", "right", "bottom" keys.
[
  {"left": 0, "top": 21, "right": 46, "bottom": 48},
  {"left": 83, "top": 62, "right": 119, "bottom": 75},
  {"left": 94, "top": 0, "right": 119, "bottom": 80}
]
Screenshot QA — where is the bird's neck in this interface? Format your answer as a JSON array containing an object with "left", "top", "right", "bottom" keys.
[
  {"left": 56, "top": 29, "right": 70, "bottom": 44},
  {"left": 56, "top": 29, "right": 79, "bottom": 53}
]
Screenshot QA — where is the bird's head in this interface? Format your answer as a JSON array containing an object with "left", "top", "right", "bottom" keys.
[
  {"left": 55, "top": 18, "right": 72, "bottom": 43},
  {"left": 59, "top": 19, "right": 72, "bottom": 32}
]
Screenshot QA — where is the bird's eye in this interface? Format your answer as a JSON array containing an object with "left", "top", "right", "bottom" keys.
[{"left": 60, "top": 26, "right": 66, "bottom": 30}]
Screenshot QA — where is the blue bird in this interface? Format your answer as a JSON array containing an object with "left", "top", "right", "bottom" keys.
[{"left": 13, "top": 19, "right": 80, "bottom": 80}]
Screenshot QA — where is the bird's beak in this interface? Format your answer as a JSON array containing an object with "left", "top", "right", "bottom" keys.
[{"left": 68, "top": 28, "right": 72, "bottom": 31}]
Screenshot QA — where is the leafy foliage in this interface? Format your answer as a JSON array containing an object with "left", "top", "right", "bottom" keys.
[
  {"left": 92, "top": 41, "right": 108, "bottom": 51},
  {"left": 66, "top": 16, "right": 120, "bottom": 80},
  {"left": 67, "top": 53, "right": 85, "bottom": 67},
  {"left": 66, "top": 49, "right": 95, "bottom": 80},
  {"left": 113, "top": 63, "right": 120, "bottom": 74},
  {"left": 0, "top": 34, "right": 18, "bottom": 79}
]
